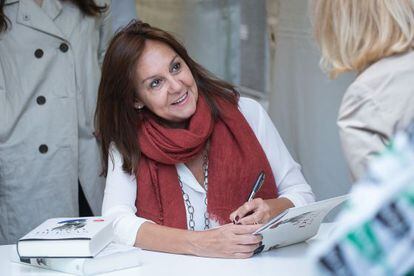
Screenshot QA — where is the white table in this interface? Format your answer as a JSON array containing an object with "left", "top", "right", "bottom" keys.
[{"left": 0, "top": 224, "right": 335, "bottom": 276}]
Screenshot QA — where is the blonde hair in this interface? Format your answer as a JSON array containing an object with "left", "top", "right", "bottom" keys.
[{"left": 312, "top": 0, "right": 414, "bottom": 78}]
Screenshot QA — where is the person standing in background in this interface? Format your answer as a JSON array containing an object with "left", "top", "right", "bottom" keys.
[
  {"left": 312, "top": 0, "right": 414, "bottom": 181},
  {"left": 0, "top": 0, "right": 112, "bottom": 244}
]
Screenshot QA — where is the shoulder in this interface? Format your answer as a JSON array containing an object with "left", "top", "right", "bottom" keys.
[
  {"left": 360, "top": 50, "right": 414, "bottom": 79},
  {"left": 237, "top": 97, "right": 269, "bottom": 134},
  {"left": 350, "top": 51, "right": 414, "bottom": 97},
  {"left": 238, "top": 97, "right": 266, "bottom": 117},
  {"left": 342, "top": 51, "right": 414, "bottom": 112}
]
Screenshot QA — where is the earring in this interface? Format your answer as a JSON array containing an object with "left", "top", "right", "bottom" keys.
[{"left": 134, "top": 103, "right": 144, "bottom": 110}]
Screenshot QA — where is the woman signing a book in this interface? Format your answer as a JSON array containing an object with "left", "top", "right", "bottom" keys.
[{"left": 96, "top": 21, "right": 314, "bottom": 258}]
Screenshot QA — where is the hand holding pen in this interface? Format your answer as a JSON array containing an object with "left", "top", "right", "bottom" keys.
[
  {"left": 229, "top": 171, "right": 294, "bottom": 225},
  {"left": 229, "top": 171, "right": 267, "bottom": 225}
]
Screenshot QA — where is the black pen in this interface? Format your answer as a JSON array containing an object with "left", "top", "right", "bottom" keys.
[
  {"left": 234, "top": 171, "right": 266, "bottom": 224},
  {"left": 247, "top": 171, "right": 266, "bottom": 202}
]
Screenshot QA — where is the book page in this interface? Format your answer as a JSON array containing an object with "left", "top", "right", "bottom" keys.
[
  {"left": 253, "top": 195, "right": 348, "bottom": 251},
  {"left": 255, "top": 195, "right": 348, "bottom": 234}
]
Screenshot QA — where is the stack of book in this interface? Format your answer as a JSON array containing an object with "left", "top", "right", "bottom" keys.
[{"left": 12, "top": 217, "right": 142, "bottom": 275}]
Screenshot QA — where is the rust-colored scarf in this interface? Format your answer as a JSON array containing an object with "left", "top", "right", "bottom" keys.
[{"left": 135, "top": 95, "right": 278, "bottom": 228}]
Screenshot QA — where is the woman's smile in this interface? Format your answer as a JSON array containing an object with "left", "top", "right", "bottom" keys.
[{"left": 171, "top": 91, "right": 189, "bottom": 106}]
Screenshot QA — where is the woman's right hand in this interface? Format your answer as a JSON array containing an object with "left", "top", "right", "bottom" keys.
[{"left": 189, "top": 223, "right": 263, "bottom": 258}]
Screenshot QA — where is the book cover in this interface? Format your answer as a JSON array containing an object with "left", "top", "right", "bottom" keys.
[
  {"left": 11, "top": 242, "right": 142, "bottom": 276},
  {"left": 17, "top": 217, "right": 113, "bottom": 258},
  {"left": 254, "top": 195, "right": 348, "bottom": 253}
]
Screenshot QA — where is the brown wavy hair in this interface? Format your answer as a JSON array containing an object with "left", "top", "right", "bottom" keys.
[
  {"left": 0, "top": 0, "right": 107, "bottom": 32},
  {"left": 95, "top": 20, "right": 239, "bottom": 176}
]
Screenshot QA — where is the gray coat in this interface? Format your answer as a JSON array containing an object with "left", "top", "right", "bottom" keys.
[{"left": 0, "top": 0, "right": 112, "bottom": 244}]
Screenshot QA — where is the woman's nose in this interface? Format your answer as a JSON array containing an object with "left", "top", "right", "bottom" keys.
[{"left": 167, "top": 76, "right": 183, "bottom": 93}]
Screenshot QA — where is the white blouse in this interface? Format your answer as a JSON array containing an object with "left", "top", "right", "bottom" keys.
[{"left": 102, "top": 97, "right": 315, "bottom": 245}]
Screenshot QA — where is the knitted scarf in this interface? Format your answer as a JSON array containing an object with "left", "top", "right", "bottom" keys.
[{"left": 135, "top": 94, "right": 278, "bottom": 228}]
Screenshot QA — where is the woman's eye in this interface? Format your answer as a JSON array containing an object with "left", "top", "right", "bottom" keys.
[
  {"left": 150, "top": 79, "right": 161, "bottom": 88},
  {"left": 171, "top": 62, "right": 181, "bottom": 72}
]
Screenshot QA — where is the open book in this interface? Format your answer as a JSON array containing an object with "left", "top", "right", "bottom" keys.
[{"left": 254, "top": 195, "right": 348, "bottom": 253}]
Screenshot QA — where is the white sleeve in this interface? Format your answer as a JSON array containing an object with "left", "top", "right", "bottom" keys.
[
  {"left": 239, "top": 97, "right": 315, "bottom": 207},
  {"left": 102, "top": 144, "right": 153, "bottom": 246}
]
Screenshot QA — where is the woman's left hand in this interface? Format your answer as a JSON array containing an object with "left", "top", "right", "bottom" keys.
[{"left": 229, "top": 197, "right": 294, "bottom": 225}]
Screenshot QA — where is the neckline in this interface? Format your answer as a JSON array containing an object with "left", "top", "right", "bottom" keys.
[{"left": 176, "top": 163, "right": 206, "bottom": 194}]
